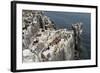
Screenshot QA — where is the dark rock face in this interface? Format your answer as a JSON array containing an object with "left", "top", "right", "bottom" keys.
[
  {"left": 72, "top": 23, "right": 83, "bottom": 59},
  {"left": 22, "top": 10, "right": 82, "bottom": 62}
]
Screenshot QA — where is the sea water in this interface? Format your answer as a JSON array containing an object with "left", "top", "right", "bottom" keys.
[{"left": 44, "top": 11, "right": 91, "bottom": 59}]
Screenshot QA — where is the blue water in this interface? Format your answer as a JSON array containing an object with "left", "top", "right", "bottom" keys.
[{"left": 44, "top": 11, "right": 91, "bottom": 59}]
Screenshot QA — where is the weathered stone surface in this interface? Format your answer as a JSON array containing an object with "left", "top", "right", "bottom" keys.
[{"left": 22, "top": 10, "right": 82, "bottom": 62}]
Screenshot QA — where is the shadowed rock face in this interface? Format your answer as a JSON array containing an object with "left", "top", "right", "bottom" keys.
[{"left": 22, "top": 10, "right": 82, "bottom": 62}]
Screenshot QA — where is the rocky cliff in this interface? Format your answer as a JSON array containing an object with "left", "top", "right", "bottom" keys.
[{"left": 22, "top": 10, "right": 82, "bottom": 62}]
